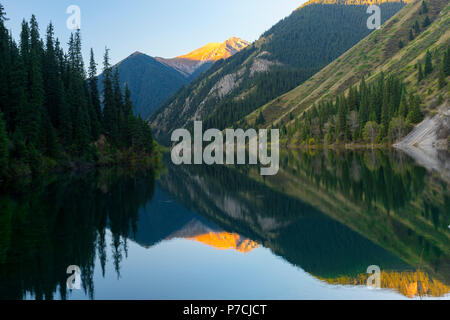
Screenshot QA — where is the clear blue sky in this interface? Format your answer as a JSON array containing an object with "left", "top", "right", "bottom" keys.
[{"left": 1, "top": 0, "right": 307, "bottom": 68}]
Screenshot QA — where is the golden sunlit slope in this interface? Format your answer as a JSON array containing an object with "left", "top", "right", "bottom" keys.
[
  {"left": 244, "top": 0, "right": 449, "bottom": 135},
  {"left": 187, "top": 232, "right": 259, "bottom": 253},
  {"left": 320, "top": 270, "right": 450, "bottom": 298},
  {"left": 156, "top": 37, "right": 250, "bottom": 76},
  {"left": 178, "top": 37, "right": 250, "bottom": 62}
]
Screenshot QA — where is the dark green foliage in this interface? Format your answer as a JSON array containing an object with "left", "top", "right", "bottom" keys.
[
  {"left": 98, "top": 52, "right": 189, "bottom": 119},
  {"left": 422, "top": 16, "right": 431, "bottom": 28},
  {"left": 0, "top": 4, "right": 155, "bottom": 178},
  {"left": 420, "top": 1, "right": 428, "bottom": 14},
  {"left": 407, "top": 94, "right": 424, "bottom": 124},
  {"left": 293, "top": 74, "right": 415, "bottom": 144},
  {"left": 444, "top": 46, "right": 450, "bottom": 77},
  {"left": 413, "top": 20, "right": 420, "bottom": 35},
  {"left": 424, "top": 50, "right": 433, "bottom": 75},
  {"left": 418, "top": 63, "right": 424, "bottom": 82},
  {"left": 398, "top": 40, "right": 404, "bottom": 49},
  {"left": 256, "top": 111, "right": 265, "bottom": 126},
  {"left": 0, "top": 111, "right": 8, "bottom": 177}
]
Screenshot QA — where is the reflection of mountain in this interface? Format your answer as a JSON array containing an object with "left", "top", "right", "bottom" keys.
[
  {"left": 158, "top": 161, "right": 410, "bottom": 280},
  {"left": 157, "top": 151, "right": 450, "bottom": 298},
  {"left": 129, "top": 188, "right": 256, "bottom": 253}
]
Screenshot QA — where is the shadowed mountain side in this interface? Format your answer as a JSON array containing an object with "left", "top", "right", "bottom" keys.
[{"left": 98, "top": 52, "right": 188, "bottom": 119}]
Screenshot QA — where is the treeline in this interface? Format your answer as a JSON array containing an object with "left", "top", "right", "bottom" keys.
[
  {"left": 0, "top": 4, "right": 155, "bottom": 180},
  {"left": 291, "top": 74, "right": 422, "bottom": 144},
  {"left": 289, "top": 45, "right": 449, "bottom": 145}
]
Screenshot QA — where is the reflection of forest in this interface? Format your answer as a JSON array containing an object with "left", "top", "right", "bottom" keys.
[
  {"left": 159, "top": 149, "right": 450, "bottom": 298},
  {"left": 0, "top": 169, "right": 157, "bottom": 300},
  {"left": 0, "top": 149, "right": 448, "bottom": 300}
]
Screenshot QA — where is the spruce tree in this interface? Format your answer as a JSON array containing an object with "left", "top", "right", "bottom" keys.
[
  {"left": 418, "top": 64, "right": 424, "bottom": 83},
  {"left": 102, "top": 48, "right": 119, "bottom": 145},
  {"left": 424, "top": 50, "right": 433, "bottom": 75},
  {"left": 0, "top": 111, "right": 8, "bottom": 177},
  {"left": 88, "top": 48, "right": 102, "bottom": 137},
  {"left": 444, "top": 46, "right": 450, "bottom": 76}
]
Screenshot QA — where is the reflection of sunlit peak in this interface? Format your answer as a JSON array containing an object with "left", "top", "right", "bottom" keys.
[
  {"left": 319, "top": 270, "right": 450, "bottom": 298},
  {"left": 187, "top": 232, "right": 258, "bottom": 253}
]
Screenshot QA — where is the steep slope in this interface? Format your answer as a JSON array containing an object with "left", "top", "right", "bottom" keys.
[
  {"left": 244, "top": 0, "right": 449, "bottom": 147},
  {"left": 149, "top": 1, "right": 406, "bottom": 144},
  {"left": 98, "top": 52, "right": 188, "bottom": 119},
  {"left": 156, "top": 37, "right": 250, "bottom": 77},
  {"left": 99, "top": 38, "right": 249, "bottom": 119}
]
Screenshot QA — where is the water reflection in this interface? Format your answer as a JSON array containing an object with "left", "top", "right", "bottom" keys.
[{"left": 0, "top": 149, "right": 448, "bottom": 300}]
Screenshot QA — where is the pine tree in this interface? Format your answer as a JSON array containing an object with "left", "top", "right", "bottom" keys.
[
  {"left": 413, "top": 21, "right": 420, "bottom": 35},
  {"left": 102, "top": 48, "right": 119, "bottom": 145},
  {"left": 0, "top": 111, "right": 8, "bottom": 177},
  {"left": 409, "top": 29, "right": 414, "bottom": 41},
  {"left": 438, "top": 63, "right": 447, "bottom": 89},
  {"left": 407, "top": 94, "right": 423, "bottom": 124},
  {"left": 422, "top": 16, "right": 431, "bottom": 28},
  {"left": 444, "top": 46, "right": 450, "bottom": 76},
  {"left": 421, "top": 1, "right": 428, "bottom": 14},
  {"left": 0, "top": 4, "right": 10, "bottom": 118},
  {"left": 424, "top": 50, "right": 433, "bottom": 75},
  {"left": 88, "top": 48, "right": 102, "bottom": 138},
  {"left": 418, "top": 64, "right": 424, "bottom": 83}
]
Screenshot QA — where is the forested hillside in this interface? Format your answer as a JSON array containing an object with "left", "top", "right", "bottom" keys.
[
  {"left": 150, "top": 2, "right": 405, "bottom": 144},
  {"left": 0, "top": 4, "right": 156, "bottom": 181},
  {"left": 98, "top": 52, "right": 188, "bottom": 119},
  {"left": 244, "top": 0, "right": 449, "bottom": 147}
]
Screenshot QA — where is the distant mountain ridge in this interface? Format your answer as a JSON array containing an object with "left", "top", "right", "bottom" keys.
[
  {"left": 156, "top": 37, "right": 250, "bottom": 77},
  {"left": 99, "top": 37, "right": 249, "bottom": 119}
]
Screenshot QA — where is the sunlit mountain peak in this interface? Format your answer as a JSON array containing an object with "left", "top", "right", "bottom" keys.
[{"left": 177, "top": 37, "right": 250, "bottom": 62}]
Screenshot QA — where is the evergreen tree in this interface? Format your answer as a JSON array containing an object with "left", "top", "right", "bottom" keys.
[
  {"left": 422, "top": 16, "right": 431, "bottom": 28},
  {"left": 438, "top": 64, "right": 447, "bottom": 89},
  {"left": 88, "top": 48, "right": 102, "bottom": 138},
  {"left": 407, "top": 94, "right": 423, "bottom": 124},
  {"left": 417, "top": 64, "right": 424, "bottom": 82},
  {"left": 0, "top": 111, "right": 8, "bottom": 177},
  {"left": 424, "top": 50, "right": 433, "bottom": 75},
  {"left": 413, "top": 21, "right": 420, "bottom": 35},
  {"left": 444, "top": 46, "right": 450, "bottom": 76},
  {"left": 102, "top": 48, "right": 119, "bottom": 144}
]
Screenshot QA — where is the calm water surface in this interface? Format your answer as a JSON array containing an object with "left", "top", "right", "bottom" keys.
[{"left": 0, "top": 150, "right": 449, "bottom": 300}]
